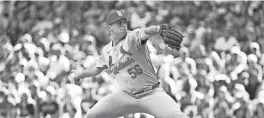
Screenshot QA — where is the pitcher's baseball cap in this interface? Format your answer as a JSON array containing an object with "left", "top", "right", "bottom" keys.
[{"left": 106, "top": 10, "right": 128, "bottom": 25}]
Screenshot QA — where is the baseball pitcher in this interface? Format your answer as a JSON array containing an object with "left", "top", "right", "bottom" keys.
[{"left": 71, "top": 10, "right": 188, "bottom": 118}]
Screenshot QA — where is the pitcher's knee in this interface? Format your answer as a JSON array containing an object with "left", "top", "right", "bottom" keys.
[
  {"left": 84, "top": 111, "right": 101, "bottom": 118},
  {"left": 161, "top": 111, "right": 189, "bottom": 118},
  {"left": 177, "top": 112, "right": 189, "bottom": 118},
  {"left": 84, "top": 112, "right": 96, "bottom": 118},
  {"left": 85, "top": 111, "right": 115, "bottom": 118}
]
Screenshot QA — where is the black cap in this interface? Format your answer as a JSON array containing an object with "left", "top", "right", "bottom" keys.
[{"left": 106, "top": 10, "right": 128, "bottom": 25}]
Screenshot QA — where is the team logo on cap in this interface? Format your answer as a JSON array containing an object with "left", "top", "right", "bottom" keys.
[{"left": 117, "top": 11, "right": 123, "bottom": 16}]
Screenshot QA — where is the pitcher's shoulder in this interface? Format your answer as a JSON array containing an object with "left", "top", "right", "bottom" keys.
[
  {"left": 126, "top": 29, "right": 141, "bottom": 40},
  {"left": 127, "top": 29, "right": 140, "bottom": 35},
  {"left": 102, "top": 42, "right": 113, "bottom": 54}
]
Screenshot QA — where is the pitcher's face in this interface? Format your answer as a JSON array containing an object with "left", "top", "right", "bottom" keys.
[{"left": 109, "top": 18, "right": 128, "bottom": 39}]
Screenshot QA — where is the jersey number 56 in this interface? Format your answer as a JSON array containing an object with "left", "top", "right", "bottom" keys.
[{"left": 127, "top": 64, "right": 143, "bottom": 79}]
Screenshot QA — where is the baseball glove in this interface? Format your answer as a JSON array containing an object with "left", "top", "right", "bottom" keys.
[{"left": 159, "top": 24, "right": 184, "bottom": 51}]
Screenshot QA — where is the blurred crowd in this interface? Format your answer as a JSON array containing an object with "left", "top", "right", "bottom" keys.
[{"left": 0, "top": 1, "right": 264, "bottom": 118}]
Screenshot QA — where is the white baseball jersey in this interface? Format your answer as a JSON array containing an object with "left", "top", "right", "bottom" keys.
[{"left": 96, "top": 29, "right": 159, "bottom": 94}]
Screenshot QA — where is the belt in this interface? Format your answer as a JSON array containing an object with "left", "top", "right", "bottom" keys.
[{"left": 126, "top": 82, "right": 160, "bottom": 96}]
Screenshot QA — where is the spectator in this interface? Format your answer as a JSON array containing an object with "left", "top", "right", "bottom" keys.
[
  {"left": 130, "top": 4, "right": 151, "bottom": 29},
  {"left": 17, "top": 93, "right": 36, "bottom": 118},
  {"left": 0, "top": 90, "right": 16, "bottom": 118},
  {"left": 244, "top": 54, "right": 262, "bottom": 100},
  {"left": 174, "top": 47, "right": 197, "bottom": 75},
  {"left": 46, "top": 43, "right": 70, "bottom": 83},
  {"left": 214, "top": 29, "right": 240, "bottom": 53},
  {"left": 253, "top": 103, "right": 264, "bottom": 118},
  {"left": 62, "top": 94, "right": 77, "bottom": 118},
  {"left": 0, "top": 1, "right": 264, "bottom": 118},
  {"left": 81, "top": 88, "right": 96, "bottom": 117},
  {"left": 39, "top": 88, "right": 59, "bottom": 118},
  {"left": 249, "top": 42, "right": 262, "bottom": 60}
]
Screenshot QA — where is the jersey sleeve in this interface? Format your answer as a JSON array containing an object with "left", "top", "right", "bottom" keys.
[
  {"left": 128, "top": 28, "right": 144, "bottom": 47},
  {"left": 128, "top": 26, "right": 160, "bottom": 47}
]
